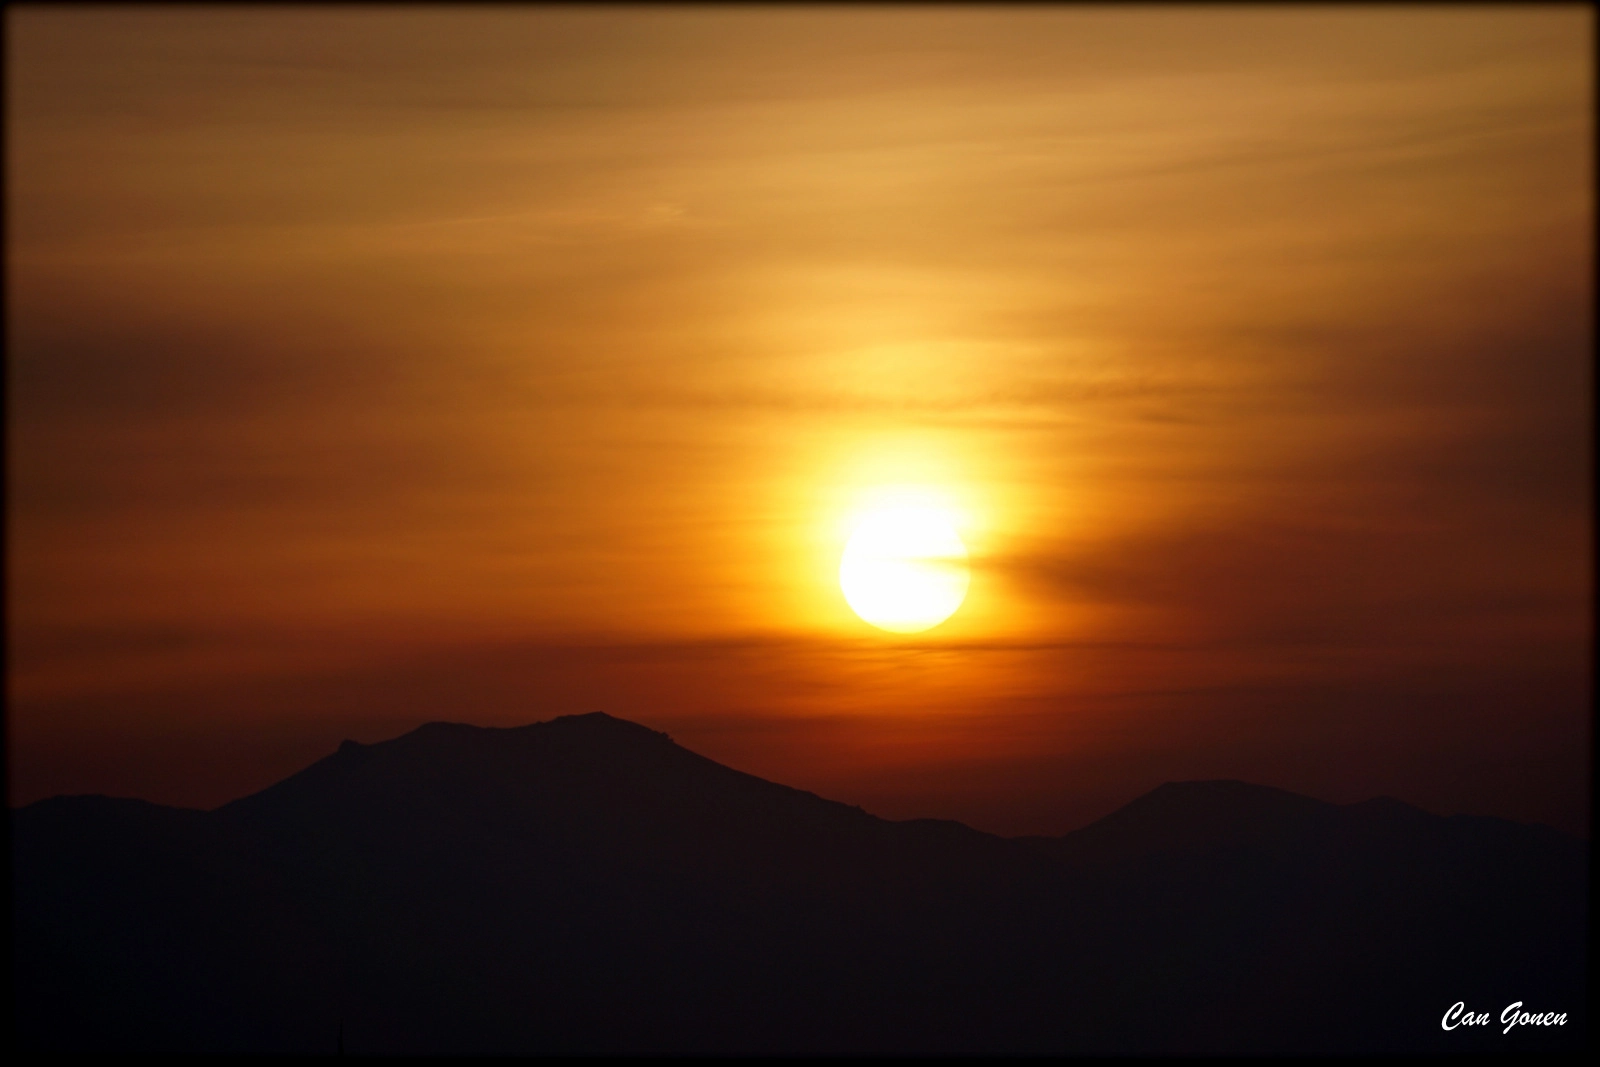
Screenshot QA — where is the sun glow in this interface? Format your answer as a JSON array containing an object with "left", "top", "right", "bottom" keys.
[{"left": 839, "top": 496, "right": 970, "bottom": 633}]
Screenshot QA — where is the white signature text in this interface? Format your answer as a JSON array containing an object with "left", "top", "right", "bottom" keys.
[{"left": 1441, "top": 1001, "right": 1567, "bottom": 1035}]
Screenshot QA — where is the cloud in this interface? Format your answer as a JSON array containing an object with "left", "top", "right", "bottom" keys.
[{"left": 5, "top": 7, "right": 1589, "bottom": 845}]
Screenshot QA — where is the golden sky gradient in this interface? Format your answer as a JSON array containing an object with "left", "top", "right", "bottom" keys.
[{"left": 7, "top": 7, "right": 1591, "bottom": 834}]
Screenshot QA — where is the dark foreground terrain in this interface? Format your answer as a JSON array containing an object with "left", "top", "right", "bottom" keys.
[{"left": 12, "top": 712, "right": 1587, "bottom": 1054}]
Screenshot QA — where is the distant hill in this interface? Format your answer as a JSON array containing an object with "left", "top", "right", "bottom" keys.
[{"left": 12, "top": 712, "right": 1586, "bottom": 1054}]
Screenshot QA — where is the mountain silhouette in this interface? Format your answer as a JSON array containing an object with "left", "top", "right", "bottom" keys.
[{"left": 12, "top": 712, "right": 1586, "bottom": 1054}]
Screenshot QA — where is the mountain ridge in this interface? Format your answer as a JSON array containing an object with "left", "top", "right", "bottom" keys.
[
  {"left": 27, "top": 711, "right": 1559, "bottom": 843},
  {"left": 13, "top": 711, "right": 1586, "bottom": 1055}
]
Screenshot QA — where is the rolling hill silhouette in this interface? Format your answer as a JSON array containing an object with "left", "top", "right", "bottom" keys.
[{"left": 12, "top": 712, "right": 1586, "bottom": 1054}]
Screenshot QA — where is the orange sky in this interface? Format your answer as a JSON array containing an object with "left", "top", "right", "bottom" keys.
[{"left": 7, "top": 7, "right": 1592, "bottom": 835}]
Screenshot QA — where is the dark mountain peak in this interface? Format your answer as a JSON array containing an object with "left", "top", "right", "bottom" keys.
[
  {"left": 1144, "top": 778, "right": 1330, "bottom": 806},
  {"left": 550, "top": 709, "right": 649, "bottom": 728},
  {"left": 314, "top": 712, "right": 670, "bottom": 770},
  {"left": 405, "top": 720, "right": 479, "bottom": 736},
  {"left": 1103, "top": 778, "right": 1332, "bottom": 829},
  {"left": 537, "top": 710, "right": 673, "bottom": 741},
  {"left": 374, "top": 711, "right": 670, "bottom": 753},
  {"left": 196, "top": 712, "right": 1046, "bottom": 905},
  {"left": 216, "top": 711, "right": 878, "bottom": 862},
  {"left": 1049, "top": 779, "right": 1336, "bottom": 865}
]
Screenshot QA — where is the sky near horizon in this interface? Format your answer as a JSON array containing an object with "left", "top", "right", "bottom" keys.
[{"left": 7, "top": 6, "right": 1592, "bottom": 835}]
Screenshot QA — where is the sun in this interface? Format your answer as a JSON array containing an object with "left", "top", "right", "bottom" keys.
[{"left": 839, "top": 504, "right": 970, "bottom": 633}]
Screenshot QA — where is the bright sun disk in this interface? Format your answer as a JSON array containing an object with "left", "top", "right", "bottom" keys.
[{"left": 839, "top": 504, "right": 969, "bottom": 633}]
